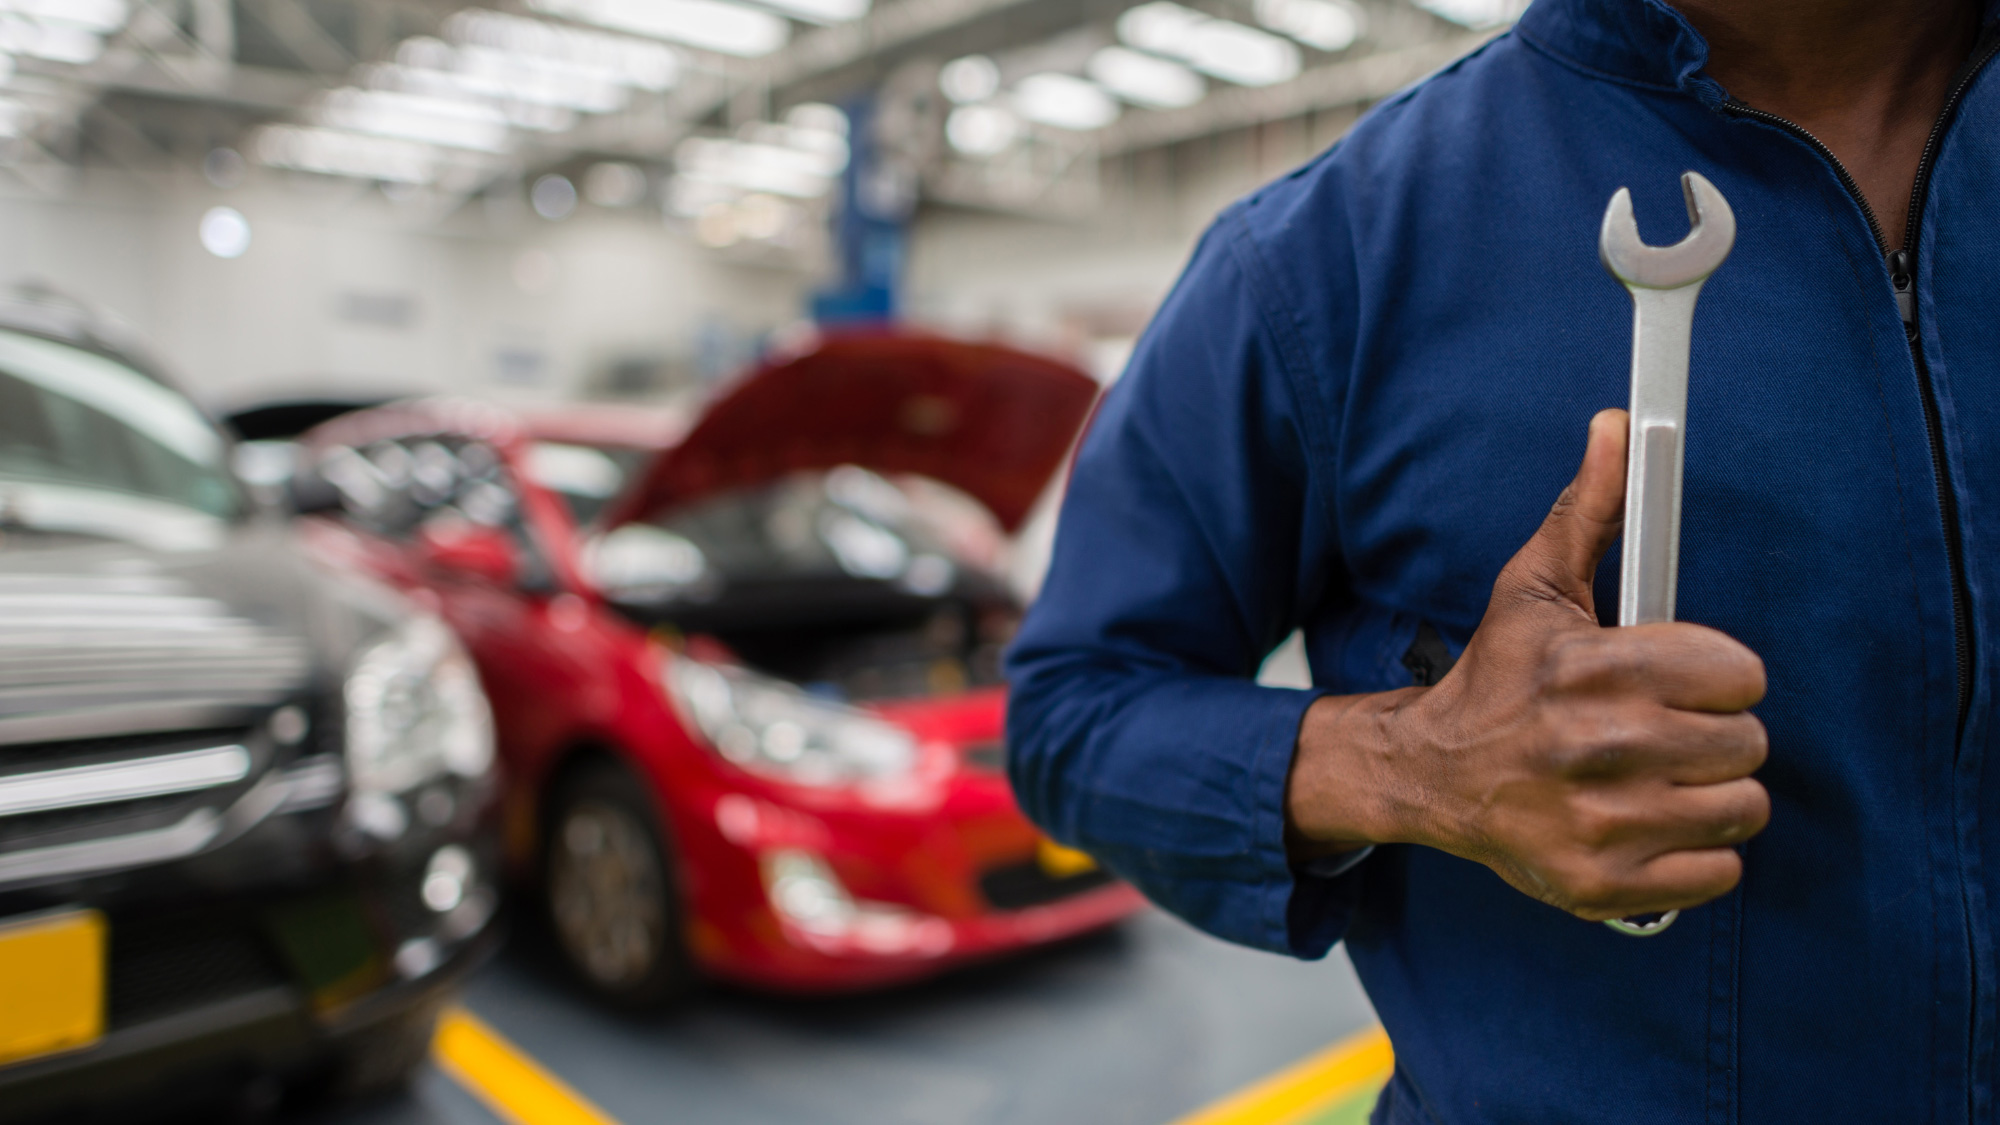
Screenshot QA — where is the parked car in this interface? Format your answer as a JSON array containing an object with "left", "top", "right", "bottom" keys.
[
  {"left": 293, "top": 331, "right": 1142, "bottom": 1006},
  {"left": 0, "top": 293, "right": 500, "bottom": 1119}
]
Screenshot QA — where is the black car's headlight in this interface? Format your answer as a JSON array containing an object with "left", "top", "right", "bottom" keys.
[
  {"left": 344, "top": 616, "right": 495, "bottom": 795},
  {"left": 664, "top": 658, "right": 916, "bottom": 786}
]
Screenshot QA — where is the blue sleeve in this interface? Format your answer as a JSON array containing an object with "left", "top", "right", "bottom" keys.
[{"left": 1004, "top": 203, "right": 1360, "bottom": 960}]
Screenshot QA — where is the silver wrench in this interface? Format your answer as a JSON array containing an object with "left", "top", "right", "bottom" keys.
[{"left": 1596, "top": 171, "right": 1736, "bottom": 937}]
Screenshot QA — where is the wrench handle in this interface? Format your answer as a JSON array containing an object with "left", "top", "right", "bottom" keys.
[{"left": 1617, "top": 283, "right": 1703, "bottom": 628}]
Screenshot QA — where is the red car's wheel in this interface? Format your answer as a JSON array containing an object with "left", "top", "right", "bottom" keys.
[{"left": 544, "top": 759, "right": 695, "bottom": 1009}]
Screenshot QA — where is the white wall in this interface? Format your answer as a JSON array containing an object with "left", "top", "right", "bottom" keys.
[{"left": 0, "top": 167, "right": 810, "bottom": 409}]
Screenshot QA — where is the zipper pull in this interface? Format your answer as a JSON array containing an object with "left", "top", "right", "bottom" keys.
[{"left": 1888, "top": 249, "right": 1917, "bottom": 336}]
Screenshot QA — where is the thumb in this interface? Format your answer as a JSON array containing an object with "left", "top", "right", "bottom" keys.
[{"left": 1500, "top": 409, "right": 1628, "bottom": 616}]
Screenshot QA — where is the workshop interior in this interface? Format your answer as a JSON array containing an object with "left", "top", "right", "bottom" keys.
[{"left": 0, "top": 0, "right": 1517, "bottom": 1122}]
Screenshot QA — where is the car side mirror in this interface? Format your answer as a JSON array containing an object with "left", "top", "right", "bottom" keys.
[{"left": 416, "top": 522, "right": 520, "bottom": 587}]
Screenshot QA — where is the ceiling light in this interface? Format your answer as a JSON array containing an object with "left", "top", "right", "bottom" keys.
[
  {"left": 446, "top": 11, "right": 680, "bottom": 90},
  {"left": 1411, "top": 0, "right": 1527, "bottom": 27},
  {"left": 1116, "top": 2, "right": 1206, "bottom": 56},
  {"left": 0, "top": 14, "right": 103, "bottom": 64},
  {"left": 786, "top": 101, "right": 848, "bottom": 136},
  {"left": 676, "top": 136, "right": 840, "bottom": 198},
  {"left": 319, "top": 87, "right": 511, "bottom": 153},
  {"left": 1181, "top": 20, "right": 1299, "bottom": 85},
  {"left": 0, "top": 0, "right": 127, "bottom": 33},
  {"left": 1255, "top": 0, "right": 1362, "bottom": 52},
  {"left": 198, "top": 206, "right": 251, "bottom": 260},
  {"left": 1087, "top": 46, "right": 1204, "bottom": 109},
  {"left": 1117, "top": 1, "right": 1302, "bottom": 86},
  {"left": 253, "top": 124, "right": 443, "bottom": 184},
  {"left": 939, "top": 55, "right": 1000, "bottom": 104},
  {"left": 945, "top": 105, "right": 1018, "bottom": 155},
  {"left": 1011, "top": 73, "right": 1120, "bottom": 132},
  {"left": 527, "top": 0, "right": 787, "bottom": 58},
  {"left": 749, "top": 0, "right": 868, "bottom": 23},
  {"left": 531, "top": 173, "right": 577, "bottom": 219}
]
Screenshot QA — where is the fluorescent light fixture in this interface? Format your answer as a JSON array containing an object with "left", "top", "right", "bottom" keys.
[
  {"left": 319, "top": 87, "right": 511, "bottom": 152},
  {"left": 1411, "top": 0, "right": 1527, "bottom": 27},
  {"left": 786, "top": 101, "right": 848, "bottom": 136},
  {"left": 939, "top": 54, "right": 1000, "bottom": 104},
  {"left": 1117, "top": 1, "right": 1301, "bottom": 86},
  {"left": 1116, "top": 2, "right": 1206, "bottom": 56},
  {"left": 376, "top": 59, "right": 619, "bottom": 118},
  {"left": 1255, "top": 0, "right": 1362, "bottom": 52},
  {"left": 676, "top": 135, "right": 841, "bottom": 198},
  {"left": 749, "top": 0, "right": 868, "bottom": 23},
  {"left": 1087, "top": 46, "right": 1204, "bottom": 109},
  {"left": 0, "top": 14, "right": 104, "bottom": 63},
  {"left": 1012, "top": 72, "right": 1120, "bottom": 131},
  {"left": 528, "top": 0, "right": 787, "bottom": 58},
  {"left": 945, "top": 104, "right": 1017, "bottom": 155},
  {"left": 1182, "top": 19, "right": 1299, "bottom": 85},
  {"left": 445, "top": 11, "right": 680, "bottom": 92},
  {"left": 254, "top": 124, "right": 443, "bottom": 184},
  {"left": 0, "top": 0, "right": 127, "bottom": 33}
]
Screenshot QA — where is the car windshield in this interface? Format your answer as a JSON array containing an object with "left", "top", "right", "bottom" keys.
[{"left": 0, "top": 329, "right": 239, "bottom": 520}]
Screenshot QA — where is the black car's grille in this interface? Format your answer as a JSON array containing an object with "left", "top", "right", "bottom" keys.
[
  {"left": 978, "top": 860, "right": 1116, "bottom": 912},
  {"left": 107, "top": 909, "right": 291, "bottom": 1030},
  {"left": 0, "top": 727, "right": 260, "bottom": 855}
]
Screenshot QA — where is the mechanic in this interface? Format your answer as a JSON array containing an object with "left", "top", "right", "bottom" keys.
[{"left": 1005, "top": 0, "right": 2000, "bottom": 1120}]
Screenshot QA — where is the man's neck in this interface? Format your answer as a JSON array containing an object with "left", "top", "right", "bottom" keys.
[{"left": 1669, "top": 0, "right": 1983, "bottom": 248}]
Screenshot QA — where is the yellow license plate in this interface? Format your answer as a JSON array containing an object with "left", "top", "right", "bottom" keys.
[
  {"left": 1036, "top": 838, "right": 1099, "bottom": 878},
  {"left": 0, "top": 909, "right": 105, "bottom": 1067}
]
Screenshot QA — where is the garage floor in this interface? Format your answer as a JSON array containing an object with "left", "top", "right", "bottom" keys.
[{"left": 304, "top": 908, "right": 1378, "bottom": 1125}]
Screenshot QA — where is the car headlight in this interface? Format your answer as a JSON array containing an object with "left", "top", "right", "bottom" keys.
[
  {"left": 345, "top": 616, "right": 495, "bottom": 795},
  {"left": 664, "top": 658, "right": 916, "bottom": 786}
]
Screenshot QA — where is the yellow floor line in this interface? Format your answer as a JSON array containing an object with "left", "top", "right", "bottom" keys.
[
  {"left": 1170, "top": 1025, "right": 1394, "bottom": 1125},
  {"left": 433, "top": 1006, "right": 622, "bottom": 1125}
]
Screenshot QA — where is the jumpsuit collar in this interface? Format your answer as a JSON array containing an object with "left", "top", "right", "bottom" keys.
[{"left": 1515, "top": 0, "right": 2000, "bottom": 110}]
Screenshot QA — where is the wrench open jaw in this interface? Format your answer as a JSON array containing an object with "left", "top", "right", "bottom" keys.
[
  {"left": 1599, "top": 171, "right": 1737, "bottom": 290},
  {"left": 1597, "top": 170, "right": 1737, "bottom": 940}
]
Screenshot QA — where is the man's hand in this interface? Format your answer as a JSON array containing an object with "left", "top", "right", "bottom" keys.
[{"left": 1286, "top": 409, "right": 1770, "bottom": 921}]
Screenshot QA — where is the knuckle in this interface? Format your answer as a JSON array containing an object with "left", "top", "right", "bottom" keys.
[
  {"left": 1546, "top": 635, "right": 1643, "bottom": 694},
  {"left": 1546, "top": 709, "right": 1648, "bottom": 778}
]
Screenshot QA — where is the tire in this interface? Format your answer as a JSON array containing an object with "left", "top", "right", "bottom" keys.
[{"left": 542, "top": 758, "right": 695, "bottom": 1010}]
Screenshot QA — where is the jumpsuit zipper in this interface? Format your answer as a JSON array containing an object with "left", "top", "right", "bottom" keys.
[
  {"left": 1725, "top": 25, "right": 2000, "bottom": 727},
  {"left": 1724, "top": 30, "right": 2000, "bottom": 1119}
]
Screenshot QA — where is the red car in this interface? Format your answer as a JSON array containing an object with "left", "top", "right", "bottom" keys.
[{"left": 292, "top": 332, "right": 1142, "bottom": 1005}]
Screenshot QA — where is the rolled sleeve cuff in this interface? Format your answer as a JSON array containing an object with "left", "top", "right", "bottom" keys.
[{"left": 1246, "top": 685, "right": 1367, "bottom": 960}]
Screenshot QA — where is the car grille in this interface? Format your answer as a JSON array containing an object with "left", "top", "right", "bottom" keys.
[
  {"left": 978, "top": 860, "right": 1116, "bottom": 912},
  {"left": 0, "top": 727, "right": 264, "bottom": 887},
  {"left": 108, "top": 908, "right": 292, "bottom": 1030}
]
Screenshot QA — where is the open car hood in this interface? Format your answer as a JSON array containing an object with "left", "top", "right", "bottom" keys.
[{"left": 606, "top": 332, "right": 1101, "bottom": 532}]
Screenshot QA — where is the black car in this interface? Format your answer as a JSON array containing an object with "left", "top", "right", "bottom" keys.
[{"left": 0, "top": 295, "right": 500, "bottom": 1120}]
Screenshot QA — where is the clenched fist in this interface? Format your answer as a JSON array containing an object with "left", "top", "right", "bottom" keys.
[{"left": 1286, "top": 409, "right": 1770, "bottom": 921}]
